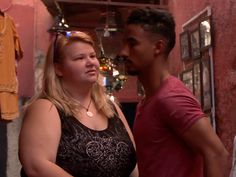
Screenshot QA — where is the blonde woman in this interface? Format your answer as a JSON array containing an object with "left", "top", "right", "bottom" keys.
[{"left": 19, "top": 31, "right": 138, "bottom": 177}]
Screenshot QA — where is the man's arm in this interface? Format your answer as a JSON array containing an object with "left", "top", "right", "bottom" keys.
[{"left": 182, "top": 117, "right": 230, "bottom": 177}]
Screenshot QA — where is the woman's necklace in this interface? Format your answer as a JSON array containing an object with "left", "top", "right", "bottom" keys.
[{"left": 79, "top": 99, "right": 93, "bottom": 118}]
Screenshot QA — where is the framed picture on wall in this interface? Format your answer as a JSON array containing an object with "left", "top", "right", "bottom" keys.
[
  {"left": 200, "top": 16, "right": 212, "bottom": 50},
  {"left": 181, "top": 68, "right": 194, "bottom": 93},
  {"left": 180, "top": 31, "right": 191, "bottom": 60},
  {"left": 190, "top": 28, "right": 201, "bottom": 59},
  {"left": 201, "top": 56, "right": 212, "bottom": 111},
  {"left": 205, "top": 111, "right": 215, "bottom": 130},
  {"left": 193, "top": 61, "right": 202, "bottom": 105}
]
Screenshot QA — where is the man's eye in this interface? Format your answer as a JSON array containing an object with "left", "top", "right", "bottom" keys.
[
  {"left": 129, "top": 42, "right": 136, "bottom": 47},
  {"left": 128, "top": 40, "right": 137, "bottom": 47}
]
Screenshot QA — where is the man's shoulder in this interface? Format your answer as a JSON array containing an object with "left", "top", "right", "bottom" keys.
[{"left": 156, "top": 76, "right": 189, "bottom": 99}]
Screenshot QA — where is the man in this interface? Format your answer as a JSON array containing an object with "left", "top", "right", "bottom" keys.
[{"left": 120, "top": 7, "right": 229, "bottom": 177}]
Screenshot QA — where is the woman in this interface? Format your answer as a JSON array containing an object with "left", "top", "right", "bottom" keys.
[{"left": 19, "top": 31, "right": 138, "bottom": 177}]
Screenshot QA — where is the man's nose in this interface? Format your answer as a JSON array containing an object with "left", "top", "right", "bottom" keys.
[{"left": 119, "top": 46, "right": 129, "bottom": 58}]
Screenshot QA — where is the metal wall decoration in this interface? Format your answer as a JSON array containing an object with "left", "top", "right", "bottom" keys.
[
  {"left": 199, "top": 17, "right": 212, "bottom": 50},
  {"left": 180, "top": 31, "right": 191, "bottom": 60},
  {"left": 205, "top": 111, "right": 214, "bottom": 128},
  {"left": 180, "top": 12, "right": 215, "bottom": 129},
  {"left": 181, "top": 68, "right": 194, "bottom": 93},
  {"left": 193, "top": 61, "right": 202, "bottom": 105},
  {"left": 96, "top": 26, "right": 127, "bottom": 93},
  {"left": 201, "top": 55, "right": 212, "bottom": 111},
  {"left": 190, "top": 28, "right": 201, "bottom": 59}
]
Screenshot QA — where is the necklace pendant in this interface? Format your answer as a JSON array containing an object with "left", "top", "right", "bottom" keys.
[{"left": 86, "top": 111, "right": 93, "bottom": 118}]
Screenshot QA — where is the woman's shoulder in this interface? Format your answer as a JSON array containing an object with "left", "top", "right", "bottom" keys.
[
  {"left": 21, "top": 98, "right": 62, "bottom": 131},
  {"left": 25, "top": 98, "right": 58, "bottom": 116}
]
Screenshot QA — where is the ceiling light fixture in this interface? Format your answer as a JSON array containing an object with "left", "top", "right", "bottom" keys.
[
  {"left": 48, "top": 1, "right": 70, "bottom": 33},
  {"left": 48, "top": 14, "right": 70, "bottom": 33}
]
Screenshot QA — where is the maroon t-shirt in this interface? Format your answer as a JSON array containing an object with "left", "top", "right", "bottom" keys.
[{"left": 134, "top": 76, "right": 205, "bottom": 177}]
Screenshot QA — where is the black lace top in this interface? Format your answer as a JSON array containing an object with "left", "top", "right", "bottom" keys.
[{"left": 55, "top": 109, "right": 136, "bottom": 177}]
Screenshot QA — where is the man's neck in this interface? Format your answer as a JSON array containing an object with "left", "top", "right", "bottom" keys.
[{"left": 139, "top": 63, "right": 170, "bottom": 99}]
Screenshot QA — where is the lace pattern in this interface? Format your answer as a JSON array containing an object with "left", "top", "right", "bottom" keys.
[{"left": 56, "top": 110, "right": 136, "bottom": 177}]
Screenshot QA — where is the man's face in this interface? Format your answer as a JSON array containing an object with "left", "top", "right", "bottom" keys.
[{"left": 120, "top": 24, "right": 157, "bottom": 76}]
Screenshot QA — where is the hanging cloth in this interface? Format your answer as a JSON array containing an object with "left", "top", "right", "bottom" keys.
[
  {"left": 230, "top": 136, "right": 236, "bottom": 177},
  {"left": 0, "top": 13, "right": 23, "bottom": 120}
]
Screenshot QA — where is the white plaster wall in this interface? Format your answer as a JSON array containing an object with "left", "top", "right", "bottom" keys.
[
  {"left": 6, "top": 100, "right": 24, "bottom": 177},
  {"left": 6, "top": 117, "right": 22, "bottom": 177}
]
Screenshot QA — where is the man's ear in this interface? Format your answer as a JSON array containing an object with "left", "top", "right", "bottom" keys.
[
  {"left": 154, "top": 39, "right": 167, "bottom": 55},
  {"left": 54, "top": 63, "right": 63, "bottom": 76}
]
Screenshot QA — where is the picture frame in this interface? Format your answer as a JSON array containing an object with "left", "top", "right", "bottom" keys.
[
  {"left": 180, "top": 31, "right": 191, "bottom": 60},
  {"left": 201, "top": 56, "right": 212, "bottom": 111},
  {"left": 205, "top": 111, "right": 215, "bottom": 130},
  {"left": 199, "top": 16, "right": 212, "bottom": 50},
  {"left": 205, "top": 112, "right": 212, "bottom": 124},
  {"left": 190, "top": 28, "right": 201, "bottom": 59},
  {"left": 181, "top": 68, "right": 194, "bottom": 93},
  {"left": 193, "top": 61, "right": 202, "bottom": 105}
]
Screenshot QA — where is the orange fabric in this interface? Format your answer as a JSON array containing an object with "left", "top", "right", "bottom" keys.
[
  {"left": 0, "top": 14, "right": 23, "bottom": 93},
  {"left": 0, "top": 13, "right": 23, "bottom": 120},
  {"left": 0, "top": 91, "right": 19, "bottom": 120}
]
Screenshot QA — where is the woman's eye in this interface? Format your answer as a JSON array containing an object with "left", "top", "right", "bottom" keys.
[{"left": 74, "top": 56, "right": 84, "bottom": 60}]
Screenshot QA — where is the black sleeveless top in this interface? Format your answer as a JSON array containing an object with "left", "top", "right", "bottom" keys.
[{"left": 55, "top": 109, "right": 136, "bottom": 177}]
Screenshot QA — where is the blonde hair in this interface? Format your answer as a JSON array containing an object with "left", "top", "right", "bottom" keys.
[{"left": 28, "top": 31, "right": 116, "bottom": 118}]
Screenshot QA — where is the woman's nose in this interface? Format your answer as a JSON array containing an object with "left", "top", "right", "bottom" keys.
[{"left": 86, "top": 57, "right": 98, "bottom": 66}]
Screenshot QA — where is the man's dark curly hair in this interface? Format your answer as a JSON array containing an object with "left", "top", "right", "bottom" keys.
[{"left": 127, "top": 8, "right": 176, "bottom": 54}]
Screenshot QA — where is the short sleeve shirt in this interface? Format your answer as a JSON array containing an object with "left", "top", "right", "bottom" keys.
[{"left": 134, "top": 76, "right": 205, "bottom": 177}]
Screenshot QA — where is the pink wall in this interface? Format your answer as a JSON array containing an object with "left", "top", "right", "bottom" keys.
[
  {"left": 169, "top": 0, "right": 236, "bottom": 153},
  {"left": 0, "top": 0, "right": 53, "bottom": 97},
  {"left": 114, "top": 76, "right": 141, "bottom": 102},
  {"left": 33, "top": 0, "right": 53, "bottom": 93},
  {"left": 1, "top": 0, "right": 139, "bottom": 100},
  {"left": 1, "top": 0, "right": 35, "bottom": 97}
]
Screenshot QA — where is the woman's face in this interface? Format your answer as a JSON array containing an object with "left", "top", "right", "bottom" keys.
[{"left": 55, "top": 41, "right": 100, "bottom": 88}]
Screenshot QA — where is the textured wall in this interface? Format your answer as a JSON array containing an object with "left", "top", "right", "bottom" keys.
[
  {"left": 1, "top": 0, "right": 52, "bottom": 97},
  {"left": 114, "top": 76, "right": 141, "bottom": 102},
  {"left": 0, "top": 1, "right": 35, "bottom": 177},
  {"left": 0, "top": 1, "right": 51, "bottom": 176},
  {"left": 210, "top": 0, "right": 236, "bottom": 152},
  {"left": 34, "top": 0, "right": 53, "bottom": 94},
  {"left": 2, "top": 0, "right": 35, "bottom": 97},
  {"left": 168, "top": 0, "right": 236, "bottom": 154}
]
